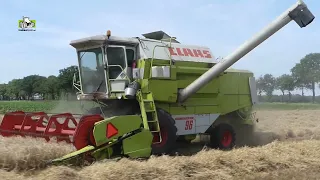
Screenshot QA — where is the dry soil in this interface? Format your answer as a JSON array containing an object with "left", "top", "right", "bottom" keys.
[{"left": 1, "top": 110, "right": 320, "bottom": 180}]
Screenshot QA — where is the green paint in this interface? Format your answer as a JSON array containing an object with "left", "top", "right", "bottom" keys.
[
  {"left": 93, "top": 115, "right": 143, "bottom": 146},
  {"left": 122, "top": 129, "right": 153, "bottom": 158},
  {"left": 141, "top": 58, "right": 254, "bottom": 118},
  {"left": 90, "top": 143, "right": 114, "bottom": 160}
]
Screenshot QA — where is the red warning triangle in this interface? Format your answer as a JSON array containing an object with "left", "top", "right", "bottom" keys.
[{"left": 106, "top": 123, "right": 118, "bottom": 139}]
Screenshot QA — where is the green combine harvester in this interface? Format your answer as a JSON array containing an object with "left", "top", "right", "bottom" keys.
[{"left": 0, "top": 0, "right": 315, "bottom": 165}]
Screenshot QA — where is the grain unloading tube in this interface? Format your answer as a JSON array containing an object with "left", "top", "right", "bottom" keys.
[{"left": 178, "top": 0, "right": 315, "bottom": 103}]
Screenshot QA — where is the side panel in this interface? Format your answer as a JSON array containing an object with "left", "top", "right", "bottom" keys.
[
  {"left": 148, "top": 80, "right": 177, "bottom": 102},
  {"left": 171, "top": 114, "right": 220, "bottom": 135},
  {"left": 144, "top": 59, "right": 254, "bottom": 119},
  {"left": 249, "top": 77, "right": 258, "bottom": 104}
]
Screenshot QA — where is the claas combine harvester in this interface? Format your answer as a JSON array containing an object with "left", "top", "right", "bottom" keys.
[{"left": 0, "top": 0, "right": 315, "bottom": 165}]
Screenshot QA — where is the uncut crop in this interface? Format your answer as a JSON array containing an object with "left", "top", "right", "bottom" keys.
[
  {"left": 0, "top": 100, "right": 97, "bottom": 114},
  {"left": 0, "top": 101, "right": 56, "bottom": 114}
]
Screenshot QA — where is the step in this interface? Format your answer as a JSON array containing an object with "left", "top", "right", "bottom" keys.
[
  {"left": 145, "top": 109, "right": 155, "bottom": 113},
  {"left": 147, "top": 120, "right": 158, "bottom": 123},
  {"left": 150, "top": 130, "right": 160, "bottom": 133}
]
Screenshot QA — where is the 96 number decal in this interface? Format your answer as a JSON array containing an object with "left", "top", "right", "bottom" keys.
[{"left": 185, "top": 120, "right": 194, "bottom": 130}]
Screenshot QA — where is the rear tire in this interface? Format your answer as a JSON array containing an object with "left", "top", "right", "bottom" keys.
[
  {"left": 209, "top": 123, "right": 236, "bottom": 150},
  {"left": 151, "top": 108, "right": 177, "bottom": 155}
]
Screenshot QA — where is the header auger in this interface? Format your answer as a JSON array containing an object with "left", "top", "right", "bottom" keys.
[{"left": 0, "top": 0, "right": 315, "bottom": 166}]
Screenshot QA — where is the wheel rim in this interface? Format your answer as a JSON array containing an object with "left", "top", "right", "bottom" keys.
[
  {"left": 153, "top": 126, "right": 168, "bottom": 147},
  {"left": 221, "top": 130, "right": 232, "bottom": 147}
]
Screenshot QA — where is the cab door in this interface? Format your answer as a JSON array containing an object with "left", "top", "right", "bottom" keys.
[{"left": 105, "top": 45, "right": 130, "bottom": 93}]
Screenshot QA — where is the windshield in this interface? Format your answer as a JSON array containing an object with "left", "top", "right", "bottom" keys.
[{"left": 78, "top": 47, "right": 107, "bottom": 93}]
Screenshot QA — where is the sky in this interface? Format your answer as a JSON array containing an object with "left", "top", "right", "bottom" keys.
[{"left": 0, "top": 0, "right": 319, "bottom": 95}]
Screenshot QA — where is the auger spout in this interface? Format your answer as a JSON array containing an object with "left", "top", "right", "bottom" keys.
[{"left": 177, "top": 0, "right": 315, "bottom": 103}]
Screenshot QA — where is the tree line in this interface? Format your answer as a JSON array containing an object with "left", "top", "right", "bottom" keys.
[
  {"left": 0, "top": 52, "right": 319, "bottom": 102},
  {"left": 256, "top": 53, "right": 320, "bottom": 103},
  {"left": 0, "top": 66, "right": 79, "bottom": 100}
]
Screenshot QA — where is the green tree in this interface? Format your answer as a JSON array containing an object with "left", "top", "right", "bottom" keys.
[
  {"left": 33, "top": 76, "right": 48, "bottom": 97},
  {"left": 256, "top": 76, "right": 264, "bottom": 97},
  {"left": 291, "top": 53, "right": 320, "bottom": 103},
  {"left": 260, "top": 74, "right": 276, "bottom": 101},
  {"left": 7, "top": 79, "right": 24, "bottom": 100},
  {"left": 21, "top": 75, "right": 47, "bottom": 99},
  {"left": 291, "top": 63, "right": 310, "bottom": 97},
  {"left": 0, "top": 84, "right": 8, "bottom": 100},
  {"left": 276, "top": 74, "right": 295, "bottom": 102},
  {"left": 45, "top": 75, "right": 59, "bottom": 100},
  {"left": 58, "top": 65, "right": 79, "bottom": 99}
]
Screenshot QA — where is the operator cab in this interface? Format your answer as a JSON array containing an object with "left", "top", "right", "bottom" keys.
[{"left": 70, "top": 30, "right": 139, "bottom": 100}]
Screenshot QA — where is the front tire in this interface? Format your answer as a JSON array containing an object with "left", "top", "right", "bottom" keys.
[{"left": 151, "top": 109, "right": 177, "bottom": 155}]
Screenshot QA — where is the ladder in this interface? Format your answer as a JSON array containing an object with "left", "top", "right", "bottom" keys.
[{"left": 136, "top": 90, "right": 162, "bottom": 144}]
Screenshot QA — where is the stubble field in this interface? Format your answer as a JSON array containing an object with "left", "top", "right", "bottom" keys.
[{"left": 0, "top": 102, "right": 320, "bottom": 180}]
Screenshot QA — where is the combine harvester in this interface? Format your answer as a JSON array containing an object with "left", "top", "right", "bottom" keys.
[{"left": 0, "top": 0, "right": 315, "bottom": 165}]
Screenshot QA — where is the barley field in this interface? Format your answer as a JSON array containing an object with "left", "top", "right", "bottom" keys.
[{"left": 1, "top": 102, "right": 320, "bottom": 180}]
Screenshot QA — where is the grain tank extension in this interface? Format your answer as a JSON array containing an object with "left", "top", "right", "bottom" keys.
[{"left": 0, "top": 0, "right": 315, "bottom": 165}]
